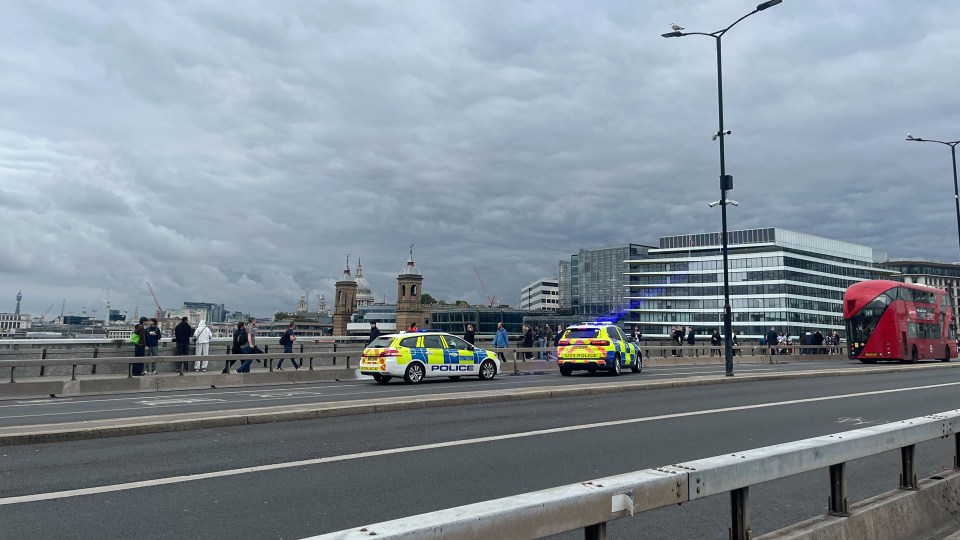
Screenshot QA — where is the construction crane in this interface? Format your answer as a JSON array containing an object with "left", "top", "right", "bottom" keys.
[
  {"left": 473, "top": 267, "right": 497, "bottom": 307},
  {"left": 145, "top": 281, "right": 163, "bottom": 319},
  {"left": 39, "top": 304, "right": 53, "bottom": 323}
]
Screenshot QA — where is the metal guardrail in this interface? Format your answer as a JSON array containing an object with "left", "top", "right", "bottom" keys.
[
  {"left": 310, "top": 409, "right": 960, "bottom": 540},
  {"left": 0, "top": 347, "right": 560, "bottom": 382}
]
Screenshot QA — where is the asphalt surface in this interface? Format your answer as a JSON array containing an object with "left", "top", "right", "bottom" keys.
[
  {"left": 0, "top": 358, "right": 940, "bottom": 427},
  {"left": 2, "top": 366, "right": 960, "bottom": 539}
]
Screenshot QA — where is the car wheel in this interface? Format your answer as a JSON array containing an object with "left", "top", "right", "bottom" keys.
[
  {"left": 559, "top": 365, "right": 572, "bottom": 376},
  {"left": 609, "top": 354, "right": 621, "bottom": 376},
  {"left": 403, "top": 363, "right": 425, "bottom": 384},
  {"left": 373, "top": 373, "right": 389, "bottom": 384},
  {"left": 631, "top": 351, "right": 642, "bottom": 373},
  {"left": 478, "top": 359, "right": 497, "bottom": 380},
  {"left": 448, "top": 376, "right": 462, "bottom": 381}
]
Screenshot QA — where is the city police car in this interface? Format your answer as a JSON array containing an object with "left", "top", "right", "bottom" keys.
[
  {"left": 359, "top": 331, "right": 500, "bottom": 384},
  {"left": 556, "top": 323, "right": 642, "bottom": 376}
]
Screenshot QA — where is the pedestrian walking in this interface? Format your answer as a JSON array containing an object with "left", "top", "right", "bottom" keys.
[
  {"left": 710, "top": 329, "right": 722, "bottom": 357},
  {"left": 192, "top": 320, "right": 213, "bottom": 371},
  {"left": 224, "top": 321, "right": 246, "bottom": 373},
  {"left": 277, "top": 322, "right": 299, "bottom": 370},
  {"left": 463, "top": 324, "right": 475, "bottom": 345},
  {"left": 236, "top": 318, "right": 258, "bottom": 373},
  {"left": 554, "top": 324, "right": 563, "bottom": 347},
  {"left": 493, "top": 321, "right": 509, "bottom": 363},
  {"left": 174, "top": 317, "right": 193, "bottom": 371},
  {"left": 631, "top": 325, "right": 643, "bottom": 343},
  {"left": 367, "top": 321, "right": 380, "bottom": 345},
  {"left": 407, "top": 321, "right": 417, "bottom": 333},
  {"left": 144, "top": 318, "right": 161, "bottom": 373}
]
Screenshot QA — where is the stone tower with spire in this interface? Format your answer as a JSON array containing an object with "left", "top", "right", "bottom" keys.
[
  {"left": 297, "top": 291, "right": 308, "bottom": 313},
  {"left": 14, "top": 291, "right": 22, "bottom": 317},
  {"left": 395, "top": 245, "right": 425, "bottom": 332},
  {"left": 333, "top": 255, "right": 358, "bottom": 335}
]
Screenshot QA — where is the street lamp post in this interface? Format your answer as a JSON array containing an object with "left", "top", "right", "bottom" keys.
[
  {"left": 662, "top": 0, "right": 783, "bottom": 379},
  {"left": 906, "top": 134, "right": 960, "bottom": 258}
]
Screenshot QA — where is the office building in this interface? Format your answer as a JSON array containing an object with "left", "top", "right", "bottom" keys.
[
  {"left": 561, "top": 244, "right": 653, "bottom": 321},
  {"left": 183, "top": 302, "right": 226, "bottom": 323},
  {"left": 625, "top": 227, "right": 895, "bottom": 338},
  {"left": 519, "top": 277, "right": 560, "bottom": 311}
]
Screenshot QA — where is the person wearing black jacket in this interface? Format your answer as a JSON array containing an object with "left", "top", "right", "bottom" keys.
[
  {"left": 710, "top": 329, "right": 722, "bottom": 357},
  {"left": 223, "top": 321, "right": 245, "bottom": 373},
  {"left": 766, "top": 327, "right": 779, "bottom": 356},
  {"left": 173, "top": 317, "right": 193, "bottom": 371},
  {"left": 368, "top": 321, "right": 381, "bottom": 345},
  {"left": 463, "top": 324, "right": 475, "bottom": 345},
  {"left": 522, "top": 325, "right": 534, "bottom": 359}
]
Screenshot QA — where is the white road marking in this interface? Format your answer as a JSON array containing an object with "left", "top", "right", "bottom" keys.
[
  {"left": 0, "top": 365, "right": 947, "bottom": 420},
  {"left": 3, "top": 380, "right": 959, "bottom": 506},
  {"left": 135, "top": 398, "right": 226, "bottom": 406}
]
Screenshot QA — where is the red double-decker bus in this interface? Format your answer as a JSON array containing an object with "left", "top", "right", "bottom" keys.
[{"left": 844, "top": 280, "right": 957, "bottom": 363}]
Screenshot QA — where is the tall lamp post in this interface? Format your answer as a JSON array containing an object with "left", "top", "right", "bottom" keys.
[
  {"left": 906, "top": 134, "right": 960, "bottom": 258},
  {"left": 663, "top": 0, "right": 783, "bottom": 379}
]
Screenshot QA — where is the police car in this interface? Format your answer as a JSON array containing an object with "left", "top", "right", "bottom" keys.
[
  {"left": 556, "top": 323, "right": 642, "bottom": 376},
  {"left": 359, "top": 332, "right": 500, "bottom": 384}
]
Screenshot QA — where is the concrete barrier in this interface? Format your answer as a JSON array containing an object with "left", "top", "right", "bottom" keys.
[{"left": 758, "top": 470, "right": 960, "bottom": 540}]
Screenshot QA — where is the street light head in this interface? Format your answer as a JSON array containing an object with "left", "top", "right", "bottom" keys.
[
  {"left": 661, "top": 31, "right": 684, "bottom": 38},
  {"left": 756, "top": 0, "right": 783, "bottom": 11},
  {"left": 906, "top": 133, "right": 923, "bottom": 141}
]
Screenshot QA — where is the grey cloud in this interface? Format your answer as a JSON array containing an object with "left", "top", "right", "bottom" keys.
[{"left": 2, "top": 0, "right": 959, "bottom": 317}]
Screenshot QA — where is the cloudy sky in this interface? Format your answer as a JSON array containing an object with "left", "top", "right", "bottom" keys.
[{"left": 1, "top": 0, "right": 958, "bottom": 319}]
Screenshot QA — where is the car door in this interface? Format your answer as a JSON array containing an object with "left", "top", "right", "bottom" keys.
[
  {"left": 420, "top": 334, "right": 446, "bottom": 377},
  {"left": 608, "top": 326, "right": 634, "bottom": 366},
  {"left": 443, "top": 335, "right": 476, "bottom": 370}
]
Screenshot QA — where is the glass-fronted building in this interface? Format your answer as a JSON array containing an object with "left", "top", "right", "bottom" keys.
[
  {"left": 563, "top": 244, "right": 653, "bottom": 321},
  {"left": 625, "top": 228, "right": 895, "bottom": 338}
]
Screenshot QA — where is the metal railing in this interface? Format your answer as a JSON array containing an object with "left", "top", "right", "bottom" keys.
[{"left": 311, "top": 409, "right": 960, "bottom": 540}]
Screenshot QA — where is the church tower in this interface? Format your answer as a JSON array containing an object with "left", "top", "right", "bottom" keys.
[
  {"left": 333, "top": 256, "right": 358, "bottom": 335},
  {"left": 297, "top": 291, "right": 308, "bottom": 313},
  {"left": 395, "top": 245, "right": 425, "bottom": 332}
]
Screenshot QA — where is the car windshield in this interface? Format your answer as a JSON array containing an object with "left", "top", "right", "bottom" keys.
[
  {"left": 368, "top": 336, "right": 394, "bottom": 348},
  {"left": 564, "top": 328, "right": 600, "bottom": 339}
]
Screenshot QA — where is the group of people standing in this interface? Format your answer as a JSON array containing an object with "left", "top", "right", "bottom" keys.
[
  {"left": 130, "top": 316, "right": 213, "bottom": 376},
  {"left": 764, "top": 327, "right": 840, "bottom": 355},
  {"left": 130, "top": 316, "right": 302, "bottom": 375}
]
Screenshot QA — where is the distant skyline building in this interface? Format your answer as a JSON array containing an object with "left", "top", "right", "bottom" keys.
[
  {"left": 519, "top": 277, "right": 560, "bottom": 311},
  {"left": 625, "top": 227, "right": 895, "bottom": 338},
  {"left": 182, "top": 302, "right": 225, "bottom": 323}
]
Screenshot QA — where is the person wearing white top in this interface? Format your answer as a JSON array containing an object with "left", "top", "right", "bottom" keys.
[{"left": 192, "top": 320, "right": 213, "bottom": 371}]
